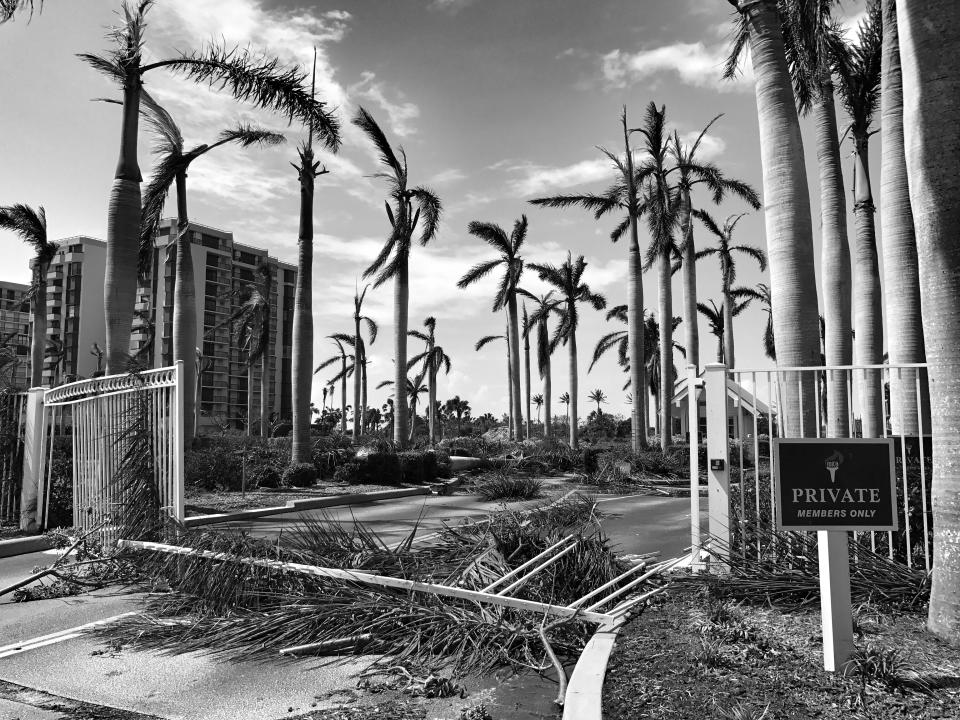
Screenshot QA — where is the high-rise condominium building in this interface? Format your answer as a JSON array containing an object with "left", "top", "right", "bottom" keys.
[
  {"left": 137, "top": 219, "right": 297, "bottom": 430},
  {"left": 0, "top": 280, "right": 31, "bottom": 388}
]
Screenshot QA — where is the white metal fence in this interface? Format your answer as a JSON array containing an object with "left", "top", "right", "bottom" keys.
[
  {"left": 691, "top": 362, "right": 932, "bottom": 571},
  {"left": 0, "top": 390, "right": 27, "bottom": 524},
  {"left": 33, "top": 363, "right": 185, "bottom": 541}
]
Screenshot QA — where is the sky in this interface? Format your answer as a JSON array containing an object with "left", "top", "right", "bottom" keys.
[{"left": 0, "top": 0, "right": 873, "bottom": 424}]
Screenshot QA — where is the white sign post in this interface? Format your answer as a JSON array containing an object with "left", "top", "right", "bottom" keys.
[{"left": 774, "top": 438, "right": 897, "bottom": 672}]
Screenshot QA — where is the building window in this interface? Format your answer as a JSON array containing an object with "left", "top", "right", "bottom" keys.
[
  {"left": 284, "top": 270, "right": 295, "bottom": 284},
  {"left": 205, "top": 268, "right": 218, "bottom": 282},
  {"left": 201, "top": 234, "right": 220, "bottom": 249},
  {"left": 68, "top": 244, "right": 83, "bottom": 253}
]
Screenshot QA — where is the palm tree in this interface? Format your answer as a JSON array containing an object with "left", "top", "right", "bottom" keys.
[
  {"left": 443, "top": 396, "right": 471, "bottom": 437},
  {"left": 879, "top": 0, "right": 926, "bottom": 435},
  {"left": 79, "top": 1, "right": 340, "bottom": 374},
  {"left": 692, "top": 210, "right": 767, "bottom": 368},
  {"left": 90, "top": 343, "right": 105, "bottom": 377},
  {"left": 725, "top": 0, "right": 821, "bottom": 437},
  {"left": 44, "top": 337, "right": 65, "bottom": 386},
  {"left": 559, "top": 391, "right": 571, "bottom": 434},
  {"left": 834, "top": 3, "right": 883, "bottom": 438},
  {"left": 697, "top": 298, "right": 754, "bottom": 364},
  {"left": 518, "top": 290, "right": 561, "bottom": 440},
  {"left": 782, "top": 0, "right": 853, "bottom": 438},
  {"left": 315, "top": 336, "right": 352, "bottom": 435},
  {"left": 0, "top": 204, "right": 56, "bottom": 387},
  {"left": 458, "top": 216, "right": 527, "bottom": 438},
  {"left": 138, "top": 99, "right": 283, "bottom": 442},
  {"left": 644, "top": 314, "right": 686, "bottom": 438},
  {"left": 529, "top": 107, "right": 646, "bottom": 452},
  {"left": 588, "top": 389, "right": 607, "bottom": 416},
  {"left": 377, "top": 375, "right": 428, "bottom": 440},
  {"left": 475, "top": 332, "right": 513, "bottom": 436},
  {"left": 528, "top": 253, "right": 607, "bottom": 449},
  {"left": 754, "top": 283, "right": 776, "bottom": 361},
  {"left": 522, "top": 303, "right": 532, "bottom": 439},
  {"left": 257, "top": 265, "right": 273, "bottom": 438},
  {"left": 408, "top": 317, "right": 452, "bottom": 444},
  {"left": 194, "top": 347, "right": 213, "bottom": 437},
  {"left": 351, "top": 285, "right": 378, "bottom": 440},
  {"left": 353, "top": 108, "right": 441, "bottom": 449},
  {"left": 533, "top": 393, "right": 544, "bottom": 423},
  {"left": 670, "top": 119, "right": 761, "bottom": 374},
  {"left": 898, "top": 0, "right": 960, "bottom": 641},
  {"left": 0, "top": 0, "right": 38, "bottom": 22}
]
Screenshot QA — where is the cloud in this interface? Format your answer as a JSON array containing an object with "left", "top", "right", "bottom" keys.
[
  {"left": 502, "top": 158, "right": 613, "bottom": 197},
  {"left": 428, "top": 0, "right": 477, "bottom": 14},
  {"left": 600, "top": 42, "right": 752, "bottom": 92},
  {"left": 677, "top": 130, "right": 727, "bottom": 161},
  {"left": 348, "top": 72, "right": 421, "bottom": 137},
  {"left": 430, "top": 168, "right": 466, "bottom": 184}
]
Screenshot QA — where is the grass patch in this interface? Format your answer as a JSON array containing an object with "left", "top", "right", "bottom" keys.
[{"left": 473, "top": 473, "right": 543, "bottom": 501}]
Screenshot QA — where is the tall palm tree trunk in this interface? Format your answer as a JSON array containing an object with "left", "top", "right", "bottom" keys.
[
  {"left": 881, "top": 0, "right": 927, "bottom": 436},
  {"left": 852, "top": 135, "right": 883, "bottom": 438},
  {"left": 722, "top": 257, "right": 736, "bottom": 370},
  {"left": 260, "top": 272, "right": 272, "bottom": 438},
  {"left": 246, "top": 364, "right": 254, "bottom": 437},
  {"left": 173, "top": 171, "right": 197, "bottom": 442},
  {"left": 291, "top": 153, "right": 315, "bottom": 465},
  {"left": 742, "top": 0, "right": 820, "bottom": 437},
  {"left": 523, "top": 318, "right": 531, "bottom": 440},
  {"left": 361, "top": 356, "right": 368, "bottom": 435},
  {"left": 568, "top": 325, "right": 579, "bottom": 449},
  {"left": 353, "top": 316, "right": 362, "bottom": 441},
  {"left": 428, "top": 367, "right": 437, "bottom": 444},
  {"left": 506, "top": 331, "right": 513, "bottom": 439},
  {"left": 659, "top": 250, "right": 673, "bottom": 450},
  {"left": 105, "top": 74, "right": 143, "bottom": 374},
  {"left": 816, "top": 87, "right": 852, "bottom": 439},
  {"left": 506, "top": 294, "right": 523, "bottom": 440},
  {"left": 30, "top": 262, "right": 47, "bottom": 387},
  {"left": 340, "top": 357, "right": 347, "bottom": 434},
  {"left": 543, "top": 350, "right": 552, "bottom": 439},
  {"left": 393, "top": 260, "right": 409, "bottom": 447},
  {"left": 680, "top": 188, "right": 700, "bottom": 375},
  {"left": 898, "top": 0, "right": 960, "bottom": 644},
  {"left": 626, "top": 121, "right": 647, "bottom": 451}
]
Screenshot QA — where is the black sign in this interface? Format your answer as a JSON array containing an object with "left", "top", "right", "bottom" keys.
[{"left": 774, "top": 439, "right": 897, "bottom": 532}]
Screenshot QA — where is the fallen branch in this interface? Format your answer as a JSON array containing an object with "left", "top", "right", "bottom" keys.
[{"left": 0, "top": 558, "right": 110, "bottom": 598}]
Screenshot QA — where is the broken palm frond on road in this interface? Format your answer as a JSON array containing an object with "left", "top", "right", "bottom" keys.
[
  {"left": 99, "top": 493, "right": 672, "bottom": 689},
  {"left": 678, "top": 529, "right": 930, "bottom": 609}
]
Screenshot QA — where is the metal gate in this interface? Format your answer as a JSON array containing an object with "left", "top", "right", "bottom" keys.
[
  {"left": 690, "top": 362, "right": 932, "bottom": 571},
  {"left": 0, "top": 390, "right": 27, "bottom": 524},
  {"left": 30, "top": 363, "right": 185, "bottom": 540}
]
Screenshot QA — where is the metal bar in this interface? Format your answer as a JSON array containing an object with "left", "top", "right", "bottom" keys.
[
  {"left": 897, "top": 367, "right": 911, "bottom": 569},
  {"left": 729, "top": 362, "right": 928, "bottom": 373},
  {"left": 814, "top": 370, "right": 822, "bottom": 438},
  {"left": 916, "top": 369, "right": 931, "bottom": 571},
  {"left": 566, "top": 561, "right": 649, "bottom": 609},
  {"left": 752, "top": 370, "right": 761, "bottom": 560},
  {"left": 495, "top": 539, "right": 581, "bottom": 597},
  {"left": 881, "top": 367, "right": 893, "bottom": 559},
  {"left": 608, "top": 585, "right": 670, "bottom": 617},
  {"left": 585, "top": 555, "right": 686, "bottom": 612},
  {"left": 481, "top": 535, "right": 575, "bottom": 592},
  {"left": 688, "top": 365, "right": 700, "bottom": 571},
  {"left": 117, "top": 540, "right": 616, "bottom": 625}
]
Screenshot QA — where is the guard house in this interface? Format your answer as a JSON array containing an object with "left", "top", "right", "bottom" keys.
[{"left": 671, "top": 375, "right": 774, "bottom": 441}]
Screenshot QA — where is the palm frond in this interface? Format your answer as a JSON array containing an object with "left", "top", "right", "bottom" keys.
[
  {"left": 466, "top": 221, "right": 511, "bottom": 253},
  {"left": 352, "top": 106, "right": 402, "bottom": 179},
  {"left": 474, "top": 335, "right": 503, "bottom": 352},
  {"left": 457, "top": 258, "right": 502, "bottom": 289},
  {"left": 410, "top": 186, "right": 442, "bottom": 245}
]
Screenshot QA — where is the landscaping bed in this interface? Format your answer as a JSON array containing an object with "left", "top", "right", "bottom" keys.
[
  {"left": 184, "top": 483, "right": 425, "bottom": 516},
  {"left": 604, "top": 586, "right": 960, "bottom": 719}
]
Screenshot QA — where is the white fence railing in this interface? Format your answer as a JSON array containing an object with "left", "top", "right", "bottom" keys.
[
  {"left": 26, "top": 363, "right": 185, "bottom": 541},
  {"left": 0, "top": 390, "right": 27, "bottom": 524},
  {"left": 691, "top": 362, "right": 932, "bottom": 572}
]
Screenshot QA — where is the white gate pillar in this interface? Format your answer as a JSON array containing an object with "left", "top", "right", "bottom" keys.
[
  {"left": 687, "top": 365, "right": 702, "bottom": 570},
  {"left": 19, "top": 387, "right": 45, "bottom": 533},
  {"left": 704, "top": 363, "right": 730, "bottom": 568}
]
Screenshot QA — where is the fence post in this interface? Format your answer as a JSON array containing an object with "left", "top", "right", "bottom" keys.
[
  {"left": 688, "top": 365, "right": 701, "bottom": 570},
  {"left": 19, "top": 388, "right": 45, "bottom": 533},
  {"left": 172, "top": 360, "right": 185, "bottom": 522},
  {"left": 704, "top": 363, "right": 730, "bottom": 568}
]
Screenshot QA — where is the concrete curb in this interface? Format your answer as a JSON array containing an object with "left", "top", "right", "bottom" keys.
[
  {"left": 0, "top": 535, "right": 53, "bottom": 558},
  {"left": 562, "top": 623, "right": 624, "bottom": 720},
  {"left": 183, "top": 486, "right": 433, "bottom": 527}
]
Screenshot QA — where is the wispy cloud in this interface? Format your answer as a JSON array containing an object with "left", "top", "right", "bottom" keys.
[
  {"left": 348, "top": 72, "right": 420, "bottom": 137},
  {"left": 501, "top": 158, "right": 613, "bottom": 197},
  {"left": 430, "top": 168, "right": 467, "bottom": 184},
  {"left": 677, "top": 129, "right": 727, "bottom": 161},
  {"left": 600, "top": 42, "right": 752, "bottom": 92},
  {"left": 428, "top": 0, "right": 477, "bottom": 14}
]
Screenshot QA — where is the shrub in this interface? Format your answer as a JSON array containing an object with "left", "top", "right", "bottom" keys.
[
  {"left": 246, "top": 463, "right": 281, "bottom": 489},
  {"left": 582, "top": 447, "right": 602, "bottom": 474},
  {"left": 356, "top": 451, "right": 403, "bottom": 486},
  {"left": 399, "top": 451, "right": 438, "bottom": 485},
  {"left": 46, "top": 436, "right": 73, "bottom": 528},
  {"left": 332, "top": 462, "right": 363, "bottom": 485},
  {"left": 311, "top": 436, "right": 355, "bottom": 478},
  {"left": 475, "top": 474, "right": 543, "bottom": 501},
  {"left": 281, "top": 463, "right": 317, "bottom": 487}
]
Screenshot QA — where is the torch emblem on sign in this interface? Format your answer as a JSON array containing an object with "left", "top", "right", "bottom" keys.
[{"left": 825, "top": 450, "right": 844, "bottom": 483}]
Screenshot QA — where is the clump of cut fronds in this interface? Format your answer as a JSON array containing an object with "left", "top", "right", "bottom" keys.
[
  {"left": 846, "top": 644, "right": 912, "bottom": 695},
  {"left": 693, "top": 635, "right": 725, "bottom": 668},
  {"left": 718, "top": 701, "right": 769, "bottom": 720},
  {"left": 472, "top": 462, "right": 543, "bottom": 501},
  {"left": 677, "top": 529, "right": 930, "bottom": 609}
]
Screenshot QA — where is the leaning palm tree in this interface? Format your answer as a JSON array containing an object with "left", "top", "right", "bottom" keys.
[
  {"left": 670, "top": 118, "right": 761, "bottom": 373},
  {"left": 0, "top": 204, "right": 56, "bottom": 387},
  {"left": 138, "top": 98, "right": 284, "bottom": 442},
  {"left": 528, "top": 253, "right": 607, "bottom": 449},
  {"left": 457, "top": 216, "right": 527, "bottom": 437},
  {"left": 220, "top": 276, "right": 270, "bottom": 438},
  {"left": 588, "top": 389, "right": 607, "bottom": 416},
  {"left": 725, "top": 0, "right": 821, "bottom": 437},
  {"left": 315, "top": 336, "right": 352, "bottom": 435},
  {"left": 518, "top": 289, "right": 561, "bottom": 440},
  {"left": 754, "top": 283, "right": 776, "bottom": 362},
  {"left": 353, "top": 107, "right": 441, "bottom": 448},
  {"left": 529, "top": 107, "right": 647, "bottom": 452},
  {"left": 692, "top": 210, "right": 767, "bottom": 368},
  {"left": 879, "top": 0, "right": 926, "bottom": 435},
  {"left": 898, "top": 0, "right": 960, "bottom": 643},
  {"left": 475, "top": 332, "right": 515, "bottom": 438},
  {"left": 834, "top": 2, "right": 883, "bottom": 438},
  {"left": 408, "top": 317, "right": 452, "bottom": 444},
  {"left": 79, "top": 1, "right": 340, "bottom": 374},
  {"left": 351, "top": 285, "right": 378, "bottom": 440},
  {"left": 781, "top": 0, "right": 852, "bottom": 438},
  {"left": 533, "top": 393, "right": 544, "bottom": 423},
  {"left": 377, "top": 375, "right": 428, "bottom": 441}
]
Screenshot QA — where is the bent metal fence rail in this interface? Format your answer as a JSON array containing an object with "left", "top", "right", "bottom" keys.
[
  {"left": 0, "top": 390, "right": 27, "bottom": 524},
  {"left": 690, "top": 362, "right": 932, "bottom": 572},
  {"left": 38, "top": 363, "right": 185, "bottom": 540}
]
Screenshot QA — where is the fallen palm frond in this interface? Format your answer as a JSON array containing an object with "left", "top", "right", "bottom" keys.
[
  {"left": 98, "top": 496, "right": 665, "bottom": 676},
  {"left": 678, "top": 529, "right": 930, "bottom": 609}
]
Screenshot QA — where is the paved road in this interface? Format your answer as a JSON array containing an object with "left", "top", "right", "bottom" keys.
[{"left": 0, "top": 488, "right": 706, "bottom": 719}]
